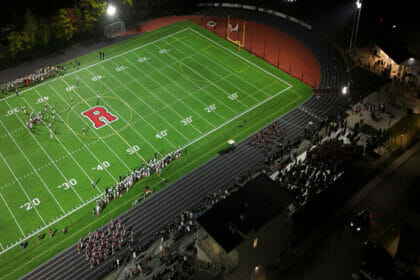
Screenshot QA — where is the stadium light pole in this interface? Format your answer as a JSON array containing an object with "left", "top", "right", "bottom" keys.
[{"left": 349, "top": 0, "right": 362, "bottom": 55}]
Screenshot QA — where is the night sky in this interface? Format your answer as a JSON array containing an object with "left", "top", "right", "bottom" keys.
[
  {"left": 1, "top": 0, "right": 75, "bottom": 26},
  {"left": 1, "top": 0, "right": 419, "bottom": 36}
]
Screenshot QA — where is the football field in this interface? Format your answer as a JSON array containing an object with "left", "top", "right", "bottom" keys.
[{"left": 0, "top": 20, "right": 312, "bottom": 271}]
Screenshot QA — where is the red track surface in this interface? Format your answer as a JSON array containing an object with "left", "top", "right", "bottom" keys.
[{"left": 127, "top": 15, "right": 320, "bottom": 88}]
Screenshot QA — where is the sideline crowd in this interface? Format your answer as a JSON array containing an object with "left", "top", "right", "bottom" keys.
[
  {"left": 95, "top": 149, "right": 182, "bottom": 215},
  {"left": 1, "top": 65, "right": 66, "bottom": 94}
]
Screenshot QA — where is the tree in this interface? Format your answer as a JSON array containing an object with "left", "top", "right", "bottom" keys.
[
  {"left": 53, "top": 9, "right": 74, "bottom": 41},
  {"left": 7, "top": 31, "right": 35, "bottom": 57},
  {"left": 73, "top": 5, "right": 84, "bottom": 33},
  {"left": 79, "top": 0, "right": 106, "bottom": 32},
  {"left": 23, "top": 9, "right": 38, "bottom": 35},
  {"left": 36, "top": 22, "right": 52, "bottom": 47},
  {"left": 122, "top": 0, "right": 133, "bottom": 6}
]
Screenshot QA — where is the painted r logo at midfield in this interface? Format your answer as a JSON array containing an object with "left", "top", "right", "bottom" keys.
[{"left": 82, "top": 106, "right": 118, "bottom": 129}]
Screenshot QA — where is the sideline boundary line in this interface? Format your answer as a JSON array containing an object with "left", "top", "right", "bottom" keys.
[
  {"left": 0, "top": 27, "right": 189, "bottom": 103},
  {"left": 188, "top": 27, "right": 292, "bottom": 87},
  {"left": 0, "top": 190, "right": 104, "bottom": 256},
  {"left": 173, "top": 34, "right": 271, "bottom": 100}
]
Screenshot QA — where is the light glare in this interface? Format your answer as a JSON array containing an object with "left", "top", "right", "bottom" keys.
[{"left": 107, "top": 5, "right": 116, "bottom": 16}]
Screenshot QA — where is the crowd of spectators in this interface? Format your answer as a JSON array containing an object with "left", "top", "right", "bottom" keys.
[
  {"left": 278, "top": 138, "right": 346, "bottom": 214},
  {"left": 96, "top": 149, "right": 182, "bottom": 214},
  {"left": 251, "top": 120, "right": 287, "bottom": 152},
  {"left": 1, "top": 65, "right": 66, "bottom": 94},
  {"left": 270, "top": 116, "right": 387, "bottom": 214}
]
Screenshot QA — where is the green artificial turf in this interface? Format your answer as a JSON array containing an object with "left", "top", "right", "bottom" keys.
[{"left": 0, "top": 20, "right": 313, "bottom": 279}]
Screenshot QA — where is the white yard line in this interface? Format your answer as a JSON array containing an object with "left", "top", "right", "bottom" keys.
[
  {"left": 188, "top": 27, "right": 292, "bottom": 87},
  {"left": 6, "top": 99, "right": 86, "bottom": 202},
  {"left": 1, "top": 113, "right": 67, "bottom": 215},
  {"left": 0, "top": 138, "right": 104, "bottom": 191},
  {"left": 0, "top": 189, "right": 105, "bottom": 256},
  {"left": 0, "top": 28, "right": 190, "bottom": 103},
  {"left": 105, "top": 60, "right": 204, "bottom": 135},
  {"left": 155, "top": 42, "right": 252, "bottom": 111},
  {"left": 3, "top": 99, "right": 82, "bottom": 207},
  {"left": 92, "top": 74, "right": 228, "bottom": 135},
  {"left": 72, "top": 74, "right": 148, "bottom": 162},
  {"left": 84, "top": 68, "right": 175, "bottom": 152},
  {"left": 123, "top": 53, "right": 227, "bottom": 124},
  {"left": 0, "top": 191, "right": 25, "bottom": 237},
  {"left": 48, "top": 82, "right": 132, "bottom": 171},
  {"left": 120, "top": 55, "right": 221, "bottom": 128},
  {"left": 37, "top": 89, "right": 118, "bottom": 186},
  {"left": 141, "top": 48, "right": 239, "bottom": 117},
  {"left": 0, "top": 150, "right": 47, "bottom": 225},
  {"left": 180, "top": 85, "right": 293, "bottom": 150},
  {"left": 96, "top": 63, "right": 192, "bottom": 143},
  {"left": 171, "top": 35, "right": 267, "bottom": 101},
  {"left": 29, "top": 90, "right": 102, "bottom": 196},
  {"left": 66, "top": 76, "right": 146, "bottom": 162}
]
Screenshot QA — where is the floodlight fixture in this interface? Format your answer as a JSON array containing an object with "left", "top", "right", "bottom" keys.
[
  {"left": 356, "top": 0, "right": 362, "bottom": 9},
  {"left": 342, "top": 85, "right": 349, "bottom": 95},
  {"left": 107, "top": 4, "right": 116, "bottom": 16}
]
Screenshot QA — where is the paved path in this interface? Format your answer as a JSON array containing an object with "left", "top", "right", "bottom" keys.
[{"left": 0, "top": 34, "right": 138, "bottom": 84}]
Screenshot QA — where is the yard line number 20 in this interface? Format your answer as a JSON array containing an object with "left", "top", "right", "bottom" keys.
[{"left": 20, "top": 198, "right": 40, "bottom": 211}]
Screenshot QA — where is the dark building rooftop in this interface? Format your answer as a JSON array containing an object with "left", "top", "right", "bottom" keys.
[
  {"left": 374, "top": 37, "right": 415, "bottom": 64},
  {"left": 198, "top": 174, "right": 294, "bottom": 252}
]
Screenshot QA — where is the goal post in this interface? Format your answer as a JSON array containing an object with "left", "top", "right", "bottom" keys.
[
  {"left": 226, "top": 15, "right": 246, "bottom": 50},
  {"left": 104, "top": 20, "right": 126, "bottom": 39}
]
